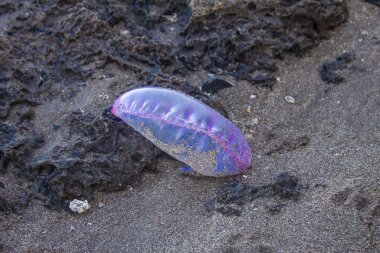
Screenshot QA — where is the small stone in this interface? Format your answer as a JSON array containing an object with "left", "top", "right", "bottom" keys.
[
  {"left": 250, "top": 94, "right": 257, "bottom": 99},
  {"left": 285, "top": 96, "right": 295, "bottom": 104},
  {"left": 121, "top": 30, "right": 130, "bottom": 36},
  {"left": 163, "top": 13, "right": 178, "bottom": 22},
  {"left": 98, "top": 202, "right": 105, "bottom": 208},
  {"left": 99, "top": 94, "right": 109, "bottom": 99},
  {"left": 69, "top": 199, "right": 91, "bottom": 214},
  {"left": 246, "top": 106, "right": 251, "bottom": 113},
  {"left": 252, "top": 118, "right": 259, "bottom": 125},
  {"left": 70, "top": 225, "right": 75, "bottom": 231}
]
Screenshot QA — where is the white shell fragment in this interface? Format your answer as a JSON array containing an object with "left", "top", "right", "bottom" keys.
[
  {"left": 69, "top": 199, "right": 91, "bottom": 213},
  {"left": 285, "top": 95, "right": 295, "bottom": 103}
]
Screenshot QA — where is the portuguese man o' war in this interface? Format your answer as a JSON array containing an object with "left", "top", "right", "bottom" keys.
[{"left": 111, "top": 87, "right": 252, "bottom": 177}]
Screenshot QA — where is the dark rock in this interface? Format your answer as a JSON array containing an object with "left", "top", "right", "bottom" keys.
[
  {"left": 319, "top": 52, "right": 354, "bottom": 84},
  {"left": 206, "top": 172, "right": 308, "bottom": 216},
  {"left": 0, "top": 197, "right": 12, "bottom": 212},
  {"left": 181, "top": 0, "right": 348, "bottom": 83},
  {"left": 216, "top": 206, "right": 242, "bottom": 217},
  {"left": 0, "top": 1, "right": 15, "bottom": 15},
  {"left": 250, "top": 74, "right": 276, "bottom": 88},
  {"left": 214, "top": 182, "right": 249, "bottom": 205},
  {"left": 1, "top": 107, "right": 161, "bottom": 210},
  {"left": 0, "top": 193, "right": 30, "bottom": 213},
  {"left": 28, "top": 112, "right": 162, "bottom": 209},
  {"left": 364, "top": 0, "right": 380, "bottom": 7},
  {"left": 267, "top": 204, "right": 286, "bottom": 215},
  {"left": 202, "top": 77, "right": 233, "bottom": 94},
  {"left": 0, "top": 122, "right": 44, "bottom": 174}
]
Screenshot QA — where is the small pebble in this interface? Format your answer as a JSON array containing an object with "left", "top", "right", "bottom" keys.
[
  {"left": 246, "top": 106, "right": 251, "bottom": 113},
  {"left": 121, "top": 30, "right": 130, "bottom": 36},
  {"left": 163, "top": 13, "right": 178, "bottom": 22},
  {"left": 69, "top": 199, "right": 91, "bottom": 214},
  {"left": 98, "top": 202, "right": 105, "bottom": 208},
  {"left": 250, "top": 94, "right": 257, "bottom": 99},
  {"left": 285, "top": 95, "right": 295, "bottom": 104}
]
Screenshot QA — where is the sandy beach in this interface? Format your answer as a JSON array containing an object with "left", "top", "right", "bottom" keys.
[{"left": 1, "top": 0, "right": 379, "bottom": 252}]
